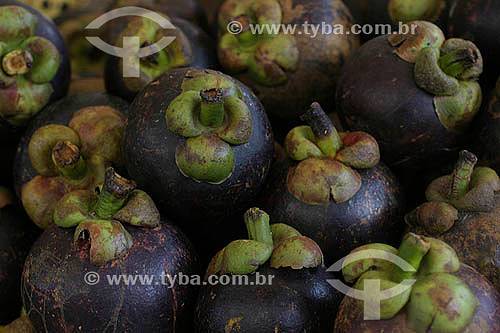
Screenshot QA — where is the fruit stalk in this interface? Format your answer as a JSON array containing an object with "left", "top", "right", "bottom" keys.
[
  {"left": 94, "top": 168, "right": 136, "bottom": 219},
  {"left": 200, "top": 88, "right": 225, "bottom": 127},
  {"left": 448, "top": 150, "right": 477, "bottom": 200},
  {"left": 51, "top": 141, "right": 87, "bottom": 180}
]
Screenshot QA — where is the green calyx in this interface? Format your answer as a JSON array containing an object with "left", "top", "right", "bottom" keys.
[
  {"left": 166, "top": 70, "right": 253, "bottom": 184},
  {"left": 21, "top": 106, "right": 126, "bottom": 229},
  {"left": 284, "top": 103, "right": 380, "bottom": 205},
  {"left": 388, "top": 0, "right": 446, "bottom": 24},
  {"left": 118, "top": 14, "right": 193, "bottom": 94},
  {"left": 408, "top": 151, "right": 500, "bottom": 235},
  {"left": 55, "top": 167, "right": 161, "bottom": 266},
  {"left": 0, "top": 315, "right": 34, "bottom": 333},
  {"left": 389, "top": 21, "right": 483, "bottom": 133},
  {"left": 0, "top": 6, "right": 61, "bottom": 127},
  {"left": 217, "top": 0, "right": 299, "bottom": 86},
  {"left": 205, "top": 208, "right": 323, "bottom": 278},
  {"left": 343, "top": 233, "right": 477, "bottom": 330}
]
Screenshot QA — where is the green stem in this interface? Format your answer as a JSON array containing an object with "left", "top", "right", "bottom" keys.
[
  {"left": 439, "top": 49, "right": 477, "bottom": 78},
  {"left": 300, "top": 102, "right": 343, "bottom": 158},
  {"left": 448, "top": 150, "right": 477, "bottom": 200},
  {"left": 51, "top": 141, "right": 88, "bottom": 180},
  {"left": 200, "top": 88, "right": 225, "bottom": 127},
  {"left": 94, "top": 168, "right": 136, "bottom": 219},
  {"left": 2, "top": 49, "right": 32, "bottom": 76},
  {"left": 392, "top": 233, "right": 430, "bottom": 283},
  {"left": 244, "top": 208, "right": 273, "bottom": 246}
]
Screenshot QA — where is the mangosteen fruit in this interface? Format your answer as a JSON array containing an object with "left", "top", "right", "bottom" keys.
[
  {"left": 261, "top": 102, "right": 405, "bottom": 265},
  {"left": 0, "top": 0, "right": 70, "bottom": 128},
  {"left": 448, "top": 0, "right": 500, "bottom": 86},
  {"left": 13, "top": 93, "right": 129, "bottom": 229},
  {"left": 336, "top": 21, "right": 483, "bottom": 168},
  {"left": 216, "top": 0, "right": 360, "bottom": 121},
  {"left": 104, "top": 11, "right": 218, "bottom": 102},
  {"left": 334, "top": 233, "right": 500, "bottom": 332},
  {"left": 19, "top": 0, "right": 103, "bottom": 20},
  {"left": 475, "top": 76, "right": 500, "bottom": 173},
  {"left": 405, "top": 150, "right": 500, "bottom": 290},
  {"left": 123, "top": 67, "right": 273, "bottom": 224},
  {"left": 0, "top": 187, "right": 39, "bottom": 325},
  {"left": 195, "top": 208, "right": 343, "bottom": 332},
  {"left": 22, "top": 167, "right": 199, "bottom": 331},
  {"left": 344, "top": 0, "right": 452, "bottom": 41}
]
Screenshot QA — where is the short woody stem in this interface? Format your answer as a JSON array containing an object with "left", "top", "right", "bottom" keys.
[
  {"left": 448, "top": 150, "right": 477, "bottom": 200},
  {"left": 300, "top": 102, "right": 343, "bottom": 157},
  {"left": 200, "top": 88, "right": 225, "bottom": 128},
  {"left": 392, "top": 233, "right": 430, "bottom": 283},
  {"left": 2, "top": 49, "right": 32, "bottom": 76},
  {"left": 94, "top": 168, "right": 136, "bottom": 219},
  {"left": 51, "top": 141, "right": 87, "bottom": 180},
  {"left": 244, "top": 208, "right": 273, "bottom": 247}
]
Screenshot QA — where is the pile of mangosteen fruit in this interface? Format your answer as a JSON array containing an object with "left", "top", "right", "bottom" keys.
[{"left": 0, "top": 0, "right": 499, "bottom": 332}]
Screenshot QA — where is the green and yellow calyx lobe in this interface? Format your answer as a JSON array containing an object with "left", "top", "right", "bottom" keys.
[
  {"left": 285, "top": 102, "right": 380, "bottom": 206},
  {"left": 205, "top": 208, "right": 323, "bottom": 278},
  {"left": 217, "top": 0, "right": 299, "bottom": 86},
  {"left": 343, "top": 233, "right": 477, "bottom": 332},
  {"left": 166, "top": 70, "right": 253, "bottom": 184},
  {"left": 54, "top": 167, "right": 161, "bottom": 266},
  {"left": 21, "top": 106, "right": 126, "bottom": 230},
  {"left": 0, "top": 6, "right": 61, "bottom": 127},
  {"left": 389, "top": 21, "right": 483, "bottom": 133}
]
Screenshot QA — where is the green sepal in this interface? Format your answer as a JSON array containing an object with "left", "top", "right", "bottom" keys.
[{"left": 54, "top": 189, "right": 98, "bottom": 228}]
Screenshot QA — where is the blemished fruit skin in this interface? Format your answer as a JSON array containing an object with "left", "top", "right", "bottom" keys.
[
  {"left": 334, "top": 264, "right": 500, "bottom": 332},
  {"left": 13, "top": 93, "right": 129, "bottom": 199},
  {"left": 194, "top": 265, "right": 343, "bottom": 332},
  {"left": 22, "top": 221, "right": 199, "bottom": 332},
  {"left": 261, "top": 158, "right": 405, "bottom": 265},
  {"left": 123, "top": 68, "right": 273, "bottom": 223},
  {"left": 0, "top": 203, "right": 39, "bottom": 325}
]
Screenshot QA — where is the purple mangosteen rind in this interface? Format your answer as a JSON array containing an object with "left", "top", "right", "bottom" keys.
[
  {"left": 216, "top": 0, "right": 360, "bottom": 121},
  {"left": 0, "top": 0, "right": 70, "bottom": 128},
  {"left": 13, "top": 93, "right": 129, "bottom": 230},
  {"left": 0, "top": 188, "right": 40, "bottom": 325},
  {"left": 123, "top": 67, "right": 274, "bottom": 223},
  {"left": 22, "top": 217, "right": 199, "bottom": 332},
  {"left": 261, "top": 103, "right": 404, "bottom": 265},
  {"left": 334, "top": 234, "right": 500, "bottom": 332},
  {"left": 406, "top": 150, "right": 500, "bottom": 290},
  {"left": 104, "top": 14, "right": 218, "bottom": 102},
  {"left": 336, "top": 21, "right": 483, "bottom": 167}
]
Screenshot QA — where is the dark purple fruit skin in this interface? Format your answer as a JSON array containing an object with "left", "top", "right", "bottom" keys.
[
  {"left": 448, "top": 0, "right": 500, "bottom": 86},
  {"left": 474, "top": 86, "right": 500, "bottom": 173},
  {"left": 22, "top": 221, "right": 199, "bottom": 332},
  {"left": 336, "top": 35, "right": 460, "bottom": 167},
  {"left": 12, "top": 93, "right": 129, "bottom": 198},
  {"left": 261, "top": 158, "right": 405, "bottom": 266},
  {"left": 0, "top": 204, "right": 40, "bottom": 324},
  {"left": 0, "top": 0, "right": 71, "bottom": 119},
  {"left": 194, "top": 265, "right": 343, "bottom": 332},
  {"left": 334, "top": 264, "right": 500, "bottom": 332},
  {"left": 123, "top": 68, "right": 274, "bottom": 223},
  {"left": 104, "top": 17, "right": 219, "bottom": 102}
]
